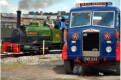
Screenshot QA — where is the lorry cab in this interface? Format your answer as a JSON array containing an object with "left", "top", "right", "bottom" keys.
[{"left": 62, "top": 2, "right": 120, "bottom": 74}]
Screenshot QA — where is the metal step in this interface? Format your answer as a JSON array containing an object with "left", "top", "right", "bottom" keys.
[
  {"left": 0, "top": 52, "right": 23, "bottom": 55},
  {"left": 49, "top": 50, "right": 62, "bottom": 52}
]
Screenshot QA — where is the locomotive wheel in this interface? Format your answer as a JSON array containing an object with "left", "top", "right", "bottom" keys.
[
  {"left": 12, "top": 30, "right": 20, "bottom": 42},
  {"left": 64, "top": 60, "right": 74, "bottom": 74},
  {"left": 115, "top": 62, "right": 120, "bottom": 75}
]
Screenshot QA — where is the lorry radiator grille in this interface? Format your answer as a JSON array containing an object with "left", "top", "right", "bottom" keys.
[{"left": 82, "top": 32, "right": 99, "bottom": 56}]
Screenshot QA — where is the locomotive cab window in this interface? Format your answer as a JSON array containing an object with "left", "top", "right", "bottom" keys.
[
  {"left": 70, "top": 12, "right": 91, "bottom": 27},
  {"left": 93, "top": 11, "right": 115, "bottom": 28}
]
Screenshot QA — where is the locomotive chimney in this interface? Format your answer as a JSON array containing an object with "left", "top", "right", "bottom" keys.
[
  {"left": 40, "top": 11, "right": 43, "bottom": 15},
  {"left": 17, "top": 10, "right": 21, "bottom": 28},
  {"left": 57, "top": 11, "right": 61, "bottom": 16}
]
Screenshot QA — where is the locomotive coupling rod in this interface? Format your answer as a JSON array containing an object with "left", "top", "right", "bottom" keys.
[{"left": 42, "top": 40, "right": 45, "bottom": 59}]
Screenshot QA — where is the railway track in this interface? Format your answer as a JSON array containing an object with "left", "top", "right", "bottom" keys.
[{"left": 1, "top": 50, "right": 62, "bottom": 59}]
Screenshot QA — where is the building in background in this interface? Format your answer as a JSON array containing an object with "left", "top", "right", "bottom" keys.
[
  {"left": 1, "top": 13, "right": 58, "bottom": 28},
  {"left": 0, "top": 11, "right": 62, "bottom": 38}
]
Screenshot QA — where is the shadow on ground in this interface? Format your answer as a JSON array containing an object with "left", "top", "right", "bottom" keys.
[{"left": 53, "top": 64, "right": 119, "bottom": 76}]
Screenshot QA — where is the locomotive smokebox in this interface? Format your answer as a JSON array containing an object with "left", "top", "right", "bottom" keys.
[{"left": 17, "top": 10, "right": 21, "bottom": 28}]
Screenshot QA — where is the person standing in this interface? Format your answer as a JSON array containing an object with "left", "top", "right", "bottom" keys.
[
  {"left": 54, "top": 16, "right": 61, "bottom": 29},
  {"left": 64, "top": 19, "right": 69, "bottom": 42},
  {"left": 59, "top": 16, "right": 66, "bottom": 43},
  {"left": 43, "top": 16, "right": 55, "bottom": 29}
]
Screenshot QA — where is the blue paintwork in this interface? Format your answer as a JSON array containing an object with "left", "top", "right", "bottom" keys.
[{"left": 67, "top": 6, "right": 119, "bottom": 61}]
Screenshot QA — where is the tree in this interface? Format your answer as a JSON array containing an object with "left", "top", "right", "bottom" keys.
[
  {"left": 28, "top": 11, "right": 35, "bottom": 15},
  {"left": 35, "top": 11, "right": 39, "bottom": 15},
  {"left": 28, "top": 11, "right": 69, "bottom": 15}
]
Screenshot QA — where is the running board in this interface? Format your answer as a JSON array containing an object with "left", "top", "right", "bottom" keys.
[
  {"left": 49, "top": 50, "right": 62, "bottom": 52},
  {"left": 0, "top": 52, "right": 23, "bottom": 55}
]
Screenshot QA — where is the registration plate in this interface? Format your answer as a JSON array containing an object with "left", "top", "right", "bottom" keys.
[{"left": 83, "top": 57, "right": 99, "bottom": 61}]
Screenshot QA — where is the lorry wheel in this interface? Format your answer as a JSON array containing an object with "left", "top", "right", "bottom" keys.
[
  {"left": 64, "top": 60, "right": 74, "bottom": 74},
  {"left": 115, "top": 62, "right": 120, "bottom": 75}
]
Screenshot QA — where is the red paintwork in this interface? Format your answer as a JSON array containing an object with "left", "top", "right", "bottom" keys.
[
  {"left": 62, "top": 43, "right": 67, "bottom": 60},
  {"left": 116, "top": 42, "right": 120, "bottom": 61},
  {"left": 116, "top": 31, "right": 119, "bottom": 40},
  {"left": 103, "top": 57, "right": 107, "bottom": 62},
  {"left": 1, "top": 42, "right": 21, "bottom": 54},
  {"left": 75, "top": 57, "right": 79, "bottom": 60}
]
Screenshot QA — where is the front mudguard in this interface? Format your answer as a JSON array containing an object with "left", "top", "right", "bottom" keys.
[
  {"left": 116, "top": 42, "right": 120, "bottom": 61},
  {"left": 62, "top": 43, "right": 67, "bottom": 60}
]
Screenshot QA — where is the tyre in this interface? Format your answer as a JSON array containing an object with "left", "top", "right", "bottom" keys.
[
  {"left": 115, "top": 62, "right": 120, "bottom": 75},
  {"left": 64, "top": 60, "right": 74, "bottom": 74}
]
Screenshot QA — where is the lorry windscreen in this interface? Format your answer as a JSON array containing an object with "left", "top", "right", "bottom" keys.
[
  {"left": 93, "top": 11, "right": 114, "bottom": 28},
  {"left": 71, "top": 11, "right": 91, "bottom": 27},
  {"left": 70, "top": 11, "right": 115, "bottom": 28}
]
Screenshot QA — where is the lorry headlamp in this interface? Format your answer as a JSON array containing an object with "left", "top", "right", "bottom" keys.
[
  {"left": 71, "top": 46, "right": 77, "bottom": 52},
  {"left": 106, "top": 46, "right": 112, "bottom": 53}
]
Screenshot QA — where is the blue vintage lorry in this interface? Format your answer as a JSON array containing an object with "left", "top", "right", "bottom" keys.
[{"left": 62, "top": 2, "right": 120, "bottom": 75}]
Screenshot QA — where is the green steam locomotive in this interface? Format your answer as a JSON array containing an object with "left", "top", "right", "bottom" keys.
[{"left": 2, "top": 11, "right": 64, "bottom": 54}]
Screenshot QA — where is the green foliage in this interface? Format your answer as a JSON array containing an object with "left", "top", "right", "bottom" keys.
[
  {"left": 29, "top": 11, "right": 40, "bottom": 15},
  {"left": 28, "top": 11, "right": 69, "bottom": 15},
  {"left": 29, "top": 21, "right": 39, "bottom": 27},
  {"left": 28, "top": 11, "right": 35, "bottom": 15},
  {"left": 61, "top": 11, "right": 69, "bottom": 15}
]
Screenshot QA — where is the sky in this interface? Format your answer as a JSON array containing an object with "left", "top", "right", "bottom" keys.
[{"left": 0, "top": 0, "right": 120, "bottom": 14}]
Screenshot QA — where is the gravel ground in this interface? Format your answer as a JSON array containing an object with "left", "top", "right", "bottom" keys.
[
  {"left": 1, "top": 54, "right": 120, "bottom": 80},
  {"left": 1, "top": 54, "right": 61, "bottom": 65}
]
